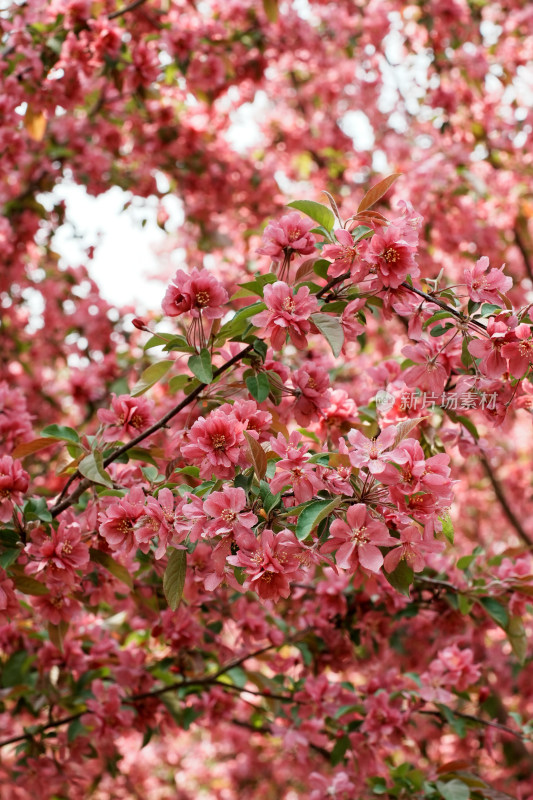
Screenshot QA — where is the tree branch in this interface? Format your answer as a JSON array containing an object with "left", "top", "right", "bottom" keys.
[
  {"left": 480, "top": 454, "right": 533, "bottom": 546},
  {"left": 50, "top": 343, "right": 254, "bottom": 517},
  {"left": 108, "top": 0, "right": 148, "bottom": 20}
]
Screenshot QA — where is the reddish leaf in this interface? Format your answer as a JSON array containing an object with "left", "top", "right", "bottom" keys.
[{"left": 357, "top": 173, "right": 401, "bottom": 213}]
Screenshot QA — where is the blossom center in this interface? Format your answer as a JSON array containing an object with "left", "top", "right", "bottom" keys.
[
  {"left": 383, "top": 247, "right": 399, "bottom": 263},
  {"left": 212, "top": 433, "right": 227, "bottom": 450},
  {"left": 352, "top": 525, "right": 368, "bottom": 544},
  {"left": 196, "top": 290, "right": 211, "bottom": 306},
  {"left": 221, "top": 508, "right": 236, "bottom": 523},
  {"left": 282, "top": 297, "right": 296, "bottom": 313}
]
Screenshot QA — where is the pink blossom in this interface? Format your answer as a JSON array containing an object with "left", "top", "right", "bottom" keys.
[
  {"left": 227, "top": 528, "right": 305, "bottom": 602},
  {"left": 464, "top": 256, "right": 512, "bottom": 304},
  {"left": 181, "top": 408, "right": 248, "bottom": 479},
  {"left": 269, "top": 433, "right": 324, "bottom": 502},
  {"left": 203, "top": 487, "right": 258, "bottom": 540},
  {"left": 322, "top": 228, "right": 358, "bottom": 278},
  {"left": 468, "top": 317, "right": 514, "bottom": 378},
  {"left": 25, "top": 522, "right": 90, "bottom": 586},
  {"left": 347, "top": 426, "right": 407, "bottom": 483},
  {"left": 291, "top": 363, "right": 331, "bottom": 426},
  {"left": 134, "top": 488, "right": 179, "bottom": 559},
  {"left": 98, "top": 487, "right": 146, "bottom": 557},
  {"left": 402, "top": 340, "right": 449, "bottom": 394},
  {"left": 383, "top": 525, "right": 445, "bottom": 573},
  {"left": 257, "top": 212, "right": 316, "bottom": 261},
  {"left": 322, "top": 504, "right": 395, "bottom": 573},
  {"left": 359, "top": 223, "right": 419, "bottom": 288},
  {"left": 340, "top": 298, "right": 366, "bottom": 345},
  {"left": 97, "top": 393, "right": 154, "bottom": 442},
  {"left": 0, "top": 568, "right": 18, "bottom": 620},
  {"left": 176, "top": 493, "right": 210, "bottom": 542},
  {"left": 218, "top": 399, "right": 272, "bottom": 441},
  {"left": 0, "top": 455, "right": 29, "bottom": 522},
  {"left": 501, "top": 323, "right": 533, "bottom": 377},
  {"left": 162, "top": 267, "right": 228, "bottom": 319},
  {"left": 251, "top": 281, "right": 319, "bottom": 351}
]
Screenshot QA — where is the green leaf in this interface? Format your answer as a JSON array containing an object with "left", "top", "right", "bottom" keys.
[
  {"left": 41, "top": 424, "right": 80, "bottom": 444},
  {"left": 24, "top": 497, "right": 52, "bottom": 522},
  {"left": 461, "top": 337, "right": 474, "bottom": 367},
  {"left": 439, "top": 513, "right": 454, "bottom": 545},
  {"left": 458, "top": 594, "right": 474, "bottom": 615},
  {"left": 436, "top": 779, "right": 470, "bottom": 800},
  {"left": 78, "top": 452, "right": 114, "bottom": 488},
  {"left": 437, "top": 704, "right": 467, "bottom": 738},
  {"left": 295, "top": 497, "right": 342, "bottom": 541},
  {"left": 12, "top": 575, "right": 49, "bottom": 596},
  {"left": 67, "top": 717, "right": 87, "bottom": 743},
  {"left": 188, "top": 349, "right": 213, "bottom": 384},
  {"left": 287, "top": 200, "right": 335, "bottom": 231},
  {"left": 163, "top": 548, "right": 187, "bottom": 611},
  {"left": 313, "top": 259, "right": 330, "bottom": 280},
  {"left": 0, "top": 548, "right": 20, "bottom": 569},
  {"left": 245, "top": 373, "right": 270, "bottom": 403},
  {"left": 168, "top": 374, "right": 190, "bottom": 394},
  {"left": 330, "top": 734, "right": 350, "bottom": 766},
  {"left": 217, "top": 302, "right": 266, "bottom": 341},
  {"left": 478, "top": 597, "right": 509, "bottom": 629},
  {"left": 310, "top": 313, "right": 344, "bottom": 357},
  {"left": 430, "top": 323, "right": 454, "bottom": 337},
  {"left": 384, "top": 560, "right": 414, "bottom": 598},
  {"left": 143, "top": 332, "right": 177, "bottom": 350},
  {"left": 457, "top": 554, "right": 477, "bottom": 571},
  {"left": 131, "top": 360, "right": 173, "bottom": 397},
  {"left": 89, "top": 548, "right": 133, "bottom": 588},
  {"left": 1, "top": 650, "right": 35, "bottom": 687},
  {"left": 506, "top": 615, "right": 527, "bottom": 664},
  {"left": 234, "top": 275, "right": 277, "bottom": 299}
]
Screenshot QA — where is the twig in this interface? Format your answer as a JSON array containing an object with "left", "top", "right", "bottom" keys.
[
  {"left": 480, "top": 454, "right": 533, "bottom": 546},
  {"left": 401, "top": 282, "right": 487, "bottom": 332},
  {"left": 420, "top": 708, "right": 532, "bottom": 743},
  {"left": 50, "top": 344, "right": 253, "bottom": 517},
  {"left": 108, "top": 0, "right": 148, "bottom": 20}
]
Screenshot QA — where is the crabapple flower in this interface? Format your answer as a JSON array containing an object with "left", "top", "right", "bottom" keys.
[
  {"left": 383, "top": 525, "right": 444, "bottom": 573},
  {"left": 251, "top": 281, "right": 319, "bottom": 351},
  {"left": 464, "top": 256, "right": 512, "bottom": 304},
  {"left": 25, "top": 522, "right": 90, "bottom": 585},
  {"left": 322, "top": 228, "right": 358, "bottom": 278},
  {"left": 402, "top": 340, "right": 449, "bottom": 394},
  {"left": 97, "top": 393, "right": 154, "bottom": 442},
  {"left": 181, "top": 408, "right": 247, "bottom": 479},
  {"left": 322, "top": 504, "right": 395, "bottom": 573},
  {"left": 359, "top": 223, "right": 419, "bottom": 288},
  {"left": 162, "top": 267, "right": 228, "bottom": 319},
  {"left": 347, "top": 426, "right": 407, "bottom": 484},
  {"left": 468, "top": 317, "right": 515, "bottom": 378},
  {"left": 227, "top": 528, "right": 305, "bottom": 602},
  {"left": 501, "top": 323, "right": 533, "bottom": 377},
  {"left": 0, "top": 568, "right": 18, "bottom": 620},
  {"left": 0, "top": 455, "right": 29, "bottom": 522},
  {"left": 134, "top": 488, "right": 179, "bottom": 558},
  {"left": 257, "top": 212, "right": 316, "bottom": 261},
  {"left": 269, "top": 431, "right": 324, "bottom": 502},
  {"left": 291, "top": 363, "right": 331, "bottom": 426},
  {"left": 203, "top": 487, "right": 258, "bottom": 540},
  {"left": 98, "top": 487, "right": 146, "bottom": 557}
]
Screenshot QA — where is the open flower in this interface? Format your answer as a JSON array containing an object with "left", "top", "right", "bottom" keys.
[
  {"left": 359, "top": 223, "right": 419, "bottom": 288},
  {"left": 322, "top": 504, "right": 395, "bottom": 573},
  {"left": 227, "top": 528, "right": 304, "bottom": 602},
  {"left": 251, "top": 281, "right": 319, "bottom": 351},
  {"left": 383, "top": 525, "right": 444, "bottom": 573},
  {"left": 347, "top": 426, "right": 407, "bottom": 484},
  {"left": 0, "top": 455, "right": 29, "bottom": 522},
  {"left": 464, "top": 256, "right": 512, "bottom": 304},
  {"left": 322, "top": 228, "right": 358, "bottom": 278},
  {"left": 257, "top": 212, "right": 316, "bottom": 262},
  {"left": 181, "top": 408, "right": 247, "bottom": 479},
  {"left": 162, "top": 267, "right": 228, "bottom": 319},
  {"left": 97, "top": 394, "right": 154, "bottom": 442}
]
